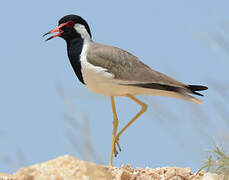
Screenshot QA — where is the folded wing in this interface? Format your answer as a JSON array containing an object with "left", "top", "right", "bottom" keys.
[{"left": 86, "top": 43, "right": 207, "bottom": 103}]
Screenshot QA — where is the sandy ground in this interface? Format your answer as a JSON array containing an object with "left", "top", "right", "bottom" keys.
[{"left": 0, "top": 155, "right": 225, "bottom": 180}]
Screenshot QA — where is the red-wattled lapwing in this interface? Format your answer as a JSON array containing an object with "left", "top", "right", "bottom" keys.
[{"left": 43, "top": 14, "right": 208, "bottom": 166}]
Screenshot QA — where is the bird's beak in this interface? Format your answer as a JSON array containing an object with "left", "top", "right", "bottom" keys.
[
  {"left": 43, "top": 22, "right": 68, "bottom": 41},
  {"left": 43, "top": 28, "right": 63, "bottom": 41}
]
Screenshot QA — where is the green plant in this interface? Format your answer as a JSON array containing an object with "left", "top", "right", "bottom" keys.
[{"left": 198, "top": 146, "right": 229, "bottom": 177}]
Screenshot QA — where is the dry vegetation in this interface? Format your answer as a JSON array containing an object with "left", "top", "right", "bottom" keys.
[{"left": 198, "top": 146, "right": 229, "bottom": 178}]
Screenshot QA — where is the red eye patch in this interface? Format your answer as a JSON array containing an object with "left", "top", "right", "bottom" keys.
[{"left": 65, "top": 21, "right": 75, "bottom": 28}]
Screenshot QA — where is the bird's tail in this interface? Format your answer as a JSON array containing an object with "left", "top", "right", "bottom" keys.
[
  {"left": 121, "top": 82, "right": 208, "bottom": 104},
  {"left": 182, "top": 84, "right": 208, "bottom": 104},
  {"left": 157, "top": 84, "right": 208, "bottom": 104},
  {"left": 186, "top": 85, "right": 208, "bottom": 96}
]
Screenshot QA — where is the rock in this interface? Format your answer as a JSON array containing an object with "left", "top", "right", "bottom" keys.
[
  {"left": 202, "top": 173, "right": 225, "bottom": 180},
  {"left": 14, "top": 155, "right": 112, "bottom": 180},
  {"left": 0, "top": 173, "right": 15, "bottom": 180},
  {"left": 0, "top": 155, "right": 226, "bottom": 180}
]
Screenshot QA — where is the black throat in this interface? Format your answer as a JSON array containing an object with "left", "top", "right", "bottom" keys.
[{"left": 67, "top": 37, "right": 85, "bottom": 84}]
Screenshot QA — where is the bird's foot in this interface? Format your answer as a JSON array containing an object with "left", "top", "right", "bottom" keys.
[{"left": 114, "top": 137, "right": 122, "bottom": 157}]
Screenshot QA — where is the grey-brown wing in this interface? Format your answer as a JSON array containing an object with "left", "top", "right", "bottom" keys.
[{"left": 87, "top": 43, "right": 185, "bottom": 88}]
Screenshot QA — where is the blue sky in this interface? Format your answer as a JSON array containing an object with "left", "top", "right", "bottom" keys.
[{"left": 0, "top": 0, "right": 229, "bottom": 173}]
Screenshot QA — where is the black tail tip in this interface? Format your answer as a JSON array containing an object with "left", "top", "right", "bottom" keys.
[
  {"left": 188, "top": 85, "right": 208, "bottom": 91},
  {"left": 187, "top": 85, "right": 208, "bottom": 96}
]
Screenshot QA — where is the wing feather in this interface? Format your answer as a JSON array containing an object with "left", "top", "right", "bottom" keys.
[{"left": 87, "top": 43, "right": 185, "bottom": 86}]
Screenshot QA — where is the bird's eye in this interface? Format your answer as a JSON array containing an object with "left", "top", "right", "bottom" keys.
[{"left": 66, "top": 21, "right": 74, "bottom": 28}]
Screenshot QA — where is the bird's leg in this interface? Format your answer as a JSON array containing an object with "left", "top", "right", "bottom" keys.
[
  {"left": 109, "top": 96, "right": 119, "bottom": 166},
  {"left": 114, "top": 94, "right": 148, "bottom": 154}
]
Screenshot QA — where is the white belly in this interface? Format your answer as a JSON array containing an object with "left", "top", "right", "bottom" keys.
[{"left": 81, "top": 59, "right": 128, "bottom": 96}]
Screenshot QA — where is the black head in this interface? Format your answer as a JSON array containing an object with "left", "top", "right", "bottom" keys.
[{"left": 43, "top": 14, "right": 92, "bottom": 42}]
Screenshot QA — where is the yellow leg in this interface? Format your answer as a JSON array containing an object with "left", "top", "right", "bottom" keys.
[
  {"left": 115, "top": 94, "right": 148, "bottom": 153},
  {"left": 109, "top": 96, "right": 119, "bottom": 166}
]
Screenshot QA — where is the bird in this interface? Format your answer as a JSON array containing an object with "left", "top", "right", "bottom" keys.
[{"left": 43, "top": 14, "right": 208, "bottom": 166}]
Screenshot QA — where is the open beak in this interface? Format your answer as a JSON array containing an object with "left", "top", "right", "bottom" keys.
[
  {"left": 43, "top": 28, "right": 63, "bottom": 41},
  {"left": 43, "top": 22, "right": 68, "bottom": 41}
]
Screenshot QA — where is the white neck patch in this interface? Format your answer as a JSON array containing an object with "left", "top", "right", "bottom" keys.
[{"left": 74, "top": 24, "right": 91, "bottom": 41}]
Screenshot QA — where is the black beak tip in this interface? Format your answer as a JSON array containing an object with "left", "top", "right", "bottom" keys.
[
  {"left": 45, "top": 36, "right": 54, "bottom": 41},
  {"left": 43, "top": 31, "right": 53, "bottom": 41},
  {"left": 43, "top": 31, "right": 50, "bottom": 37}
]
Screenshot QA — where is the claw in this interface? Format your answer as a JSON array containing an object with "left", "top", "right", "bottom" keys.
[
  {"left": 115, "top": 138, "right": 122, "bottom": 152},
  {"left": 113, "top": 137, "right": 122, "bottom": 157},
  {"left": 114, "top": 146, "right": 118, "bottom": 157}
]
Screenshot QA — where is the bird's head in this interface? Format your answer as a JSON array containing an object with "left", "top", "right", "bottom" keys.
[{"left": 43, "top": 14, "right": 92, "bottom": 42}]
